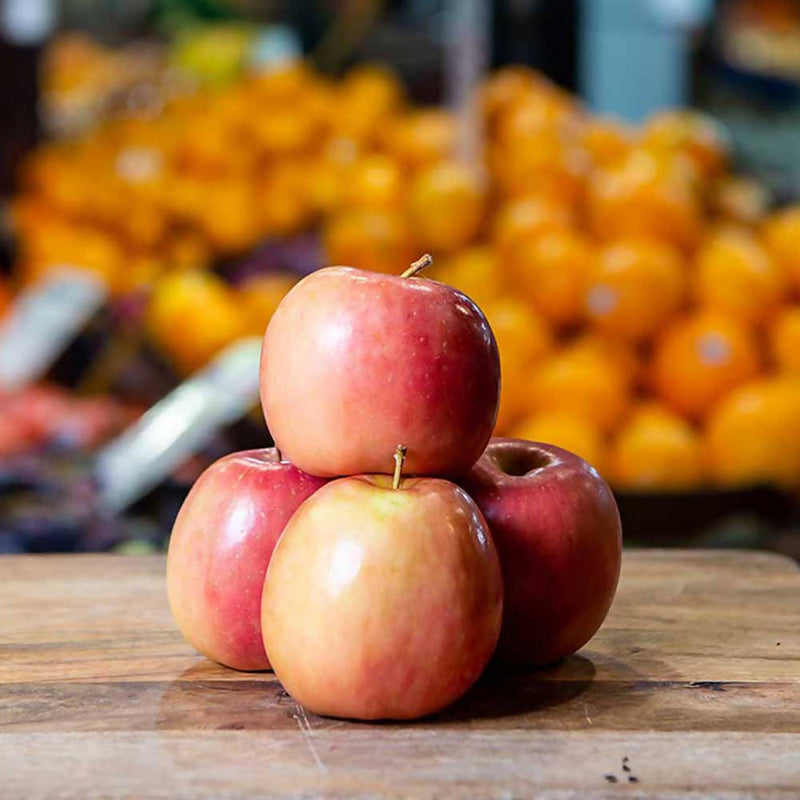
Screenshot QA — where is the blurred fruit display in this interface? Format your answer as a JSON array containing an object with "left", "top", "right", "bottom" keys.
[{"left": 7, "top": 54, "right": 800, "bottom": 497}]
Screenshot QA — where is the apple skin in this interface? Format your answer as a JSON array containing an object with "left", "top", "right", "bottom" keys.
[
  {"left": 262, "top": 474, "right": 503, "bottom": 720},
  {"left": 460, "top": 438, "right": 622, "bottom": 669},
  {"left": 260, "top": 266, "right": 500, "bottom": 478},
  {"left": 166, "top": 448, "right": 327, "bottom": 671}
]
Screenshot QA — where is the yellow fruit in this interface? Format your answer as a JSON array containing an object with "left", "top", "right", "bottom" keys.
[
  {"left": 508, "top": 230, "right": 591, "bottom": 327},
  {"left": 323, "top": 208, "right": 417, "bottom": 275},
  {"left": 694, "top": 229, "right": 786, "bottom": 326},
  {"left": 585, "top": 237, "right": 686, "bottom": 342},
  {"left": 529, "top": 348, "right": 629, "bottom": 434},
  {"left": 492, "top": 195, "right": 574, "bottom": 256},
  {"left": 705, "top": 378, "right": 800, "bottom": 489},
  {"left": 651, "top": 311, "right": 762, "bottom": 420},
  {"left": 147, "top": 271, "right": 247, "bottom": 374},
  {"left": 642, "top": 110, "right": 729, "bottom": 179},
  {"left": 408, "top": 161, "right": 484, "bottom": 254},
  {"left": 481, "top": 297, "right": 553, "bottom": 433},
  {"left": 609, "top": 404, "right": 705, "bottom": 490},
  {"left": 763, "top": 206, "right": 800, "bottom": 293},
  {"left": 511, "top": 411, "right": 604, "bottom": 472},
  {"left": 769, "top": 306, "right": 800, "bottom": 376},
  {"left": 587, "top": 148, "right": 702, "bottom": 249},
  {"left": 385, "top": 109, "right": 456, "bottom": 170},
  {"left": 238, "top": 273, "right": 297, "bottom": 337},
  {"left": 340, "top": 154, "right": 403, "bottom": 212},
  {"left": 430, "top": 246, "right": 506, "bottom": 312}
]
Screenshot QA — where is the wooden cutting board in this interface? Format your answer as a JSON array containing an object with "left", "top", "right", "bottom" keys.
[{"left": 0, "top": 550, "right": 798, "bottom": 799}]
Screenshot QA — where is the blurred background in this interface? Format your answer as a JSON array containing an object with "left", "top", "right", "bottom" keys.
[{"left": 1, "top": 0, "right": 799, "bottom": 558}]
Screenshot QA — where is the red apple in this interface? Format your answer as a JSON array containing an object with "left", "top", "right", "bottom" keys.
[
  {"left": 167, "top": 448, "right": 327, "bottom": 671},
  {"left": 262, "top": 450, "right": 503, "bottom": 719},
  {"left": 260, "top": 260, "right": 500, "bottom": 477},
  {"left": 461, "top": 438, "right": 622, "bottom": 668}
]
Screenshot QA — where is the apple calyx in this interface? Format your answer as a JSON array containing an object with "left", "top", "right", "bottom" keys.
[
  {"left": 392, "top": 444, "right": 408, "bottom": 489},
  {"left": 401, "top": 253, "right": 433, "bottom": 279}
]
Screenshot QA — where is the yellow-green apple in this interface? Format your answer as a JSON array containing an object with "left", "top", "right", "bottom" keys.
[
  {"left": 260, "top": 258, "right": 500, "bottom": 477},
  {"left": 167, "top": 448, "right": 327, "bottom": 671},
  {"left": 461, "top": 438, "right": 621, "bottom": 668},
  {"left": 262, "top": 447, "right": 503, "bottom": 719}
]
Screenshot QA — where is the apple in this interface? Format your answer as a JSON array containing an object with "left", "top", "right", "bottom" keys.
[
  {"left": 167, "top": 448, "right": 327, "bottom": 671},
  {"left": 461, "top": 438, "right": 622, "bottom": 668},
  {"left": 260, "top": 256, "right": 500, "bottom": 478},
  {"left": 262, "top": 447, "right": 503, "bottom": 720}
]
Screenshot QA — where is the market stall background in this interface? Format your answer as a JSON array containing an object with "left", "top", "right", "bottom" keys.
[{"left": 0, "top": 0, "right": 799, "bottom": 558}]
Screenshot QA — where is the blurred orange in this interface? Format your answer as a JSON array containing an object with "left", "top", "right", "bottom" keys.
[
  {"left": 492, "top": 195, "right": 574, "bottom": 256},
  {"left": 509, "top": 229, "right": 592, "bottom": 327},
  {"left": 586, "top": 148, "right": 702, "bottom": 249},
  {"left": 694, "top": 228, "right": 786, "bottom": 326},
  {"left": 238, "top": 273, "right": 297, "bottom": 337},
  {"left": 164, "top": 230, "right": 212, "bottom": 272},
  {"left": 306, "top": 137, "right": 359, "bottom": 215},
  {"left": 250, "top": 104, "right": 318, "bottom": 157},
  {"left": 147, "top": 271, "right": 247, "bottom": 374},
  {"left": 407, "top": 161, "right": 484, "bottom": 254},
  {"left": 711, "top": 175, "right": 769, "bottom": 227},
  {"left": 119, "top": 255, "right": 166, "bottom": 293},
  {"left": 323, "top": 208, "right": 417, "bottom": 274},
  {"left": 528, "top": 347, "right": 630, "bottom": 434},
  {"left": 510, "top": 410, "right": 605, "bottom": 472},
  {"left": 584, "top": 237, "right": 686, "bottom": 341},
  {"left": 384, "top": 109, "right": 456, "bottom": 170},
  {"left": 248, "top": 63, "right": 317, "bottom": 104},
  {"left": 118, "top": 202, "right": 167, "bottom": 252},
  {"left": 481, "top": 297, "right": 553, "bottom": 433},
  {"left": 641, "top": 110, "right": 729, "bottom": 180},
  {"left": 480, "top": 65, "right": 540, "bottom": 128},
  {"left": 651, "top": 310, "right": 762, "bottom": 419},
  {"left": 340, "top": 154, "right": 403, "bottom": 212},
  {"left": 609, "top": 404, "right": 705, "bottom": 490},
  {"left": 332, "top": 64, "right": 404, "bottom": 143},
  {"left": 495, "top": 92, "right": 581, "bottom": 148},
  {"left": 769, "top": 306, "right": 800, "bottom": 375},
  {"left": 491, "top": 134, "right": 587, "bottom": 205},
  {"left": 705, "top": 377, "right": 800, "bottom": 489},
  {"left": 195, "top": 180, "right": 261, "bottom": 254},
  {"left": 580, "top": 117, "right": 634, "bottom": 167},
  {"left": 762, "top": 206, "right": 800, "bottom": 292},
  {"left": 430, "top": 246, "right": 507, "bottom": 312},
  {"left": 568, "top": 333, "right": 641, "bottom": 387},
  {"left": 258, "top": 160, "right": 314, "bottom": 237}
]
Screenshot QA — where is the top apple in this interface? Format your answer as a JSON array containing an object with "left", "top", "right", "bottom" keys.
[{"left": 260, "top": 257, "right": 500, "bottom": 477}]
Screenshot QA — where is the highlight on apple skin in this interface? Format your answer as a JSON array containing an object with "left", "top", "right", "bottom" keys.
[
  {"left": 261, "top": 465, "right": 504, "bottom": 720},
  {"left": 260, "top": 263, "right": 500, "bottom": 478},
  {"left": 461, "top": 438, "right": 622, "bottom": 669},
  {"left": 167, "top": 448, "right": 328, "bottom": 671}
]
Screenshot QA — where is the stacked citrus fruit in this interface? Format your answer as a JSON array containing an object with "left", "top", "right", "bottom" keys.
[{"left": 9, "top": 62, "right": 800, "bottom": 492}]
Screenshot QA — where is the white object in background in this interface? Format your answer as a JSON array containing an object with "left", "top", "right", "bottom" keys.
[
  {"left": 0, "top": 269, "right": 107, "bottom": 392},
  {"left": 249, "top": 25, "right": 302, "bottom": 72},
  {"left": 1, "top": 0, "right": 56, "bottom": 45},
  {"left": 443, "top": 0, "right": 490, "bottom": 175},
  {"left": 579, "top": 0, "right": 713, "bottom": 123},
  {"left": 95, "top": 337, "right": 263, "bottom": 514}
]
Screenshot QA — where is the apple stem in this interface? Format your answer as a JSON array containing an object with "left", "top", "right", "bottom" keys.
[
  {"left": 392, "top": 445, "right": 407, "bottom": 489},
  {"left": 401, "top": 254, "right": 433, "bottom": 278},
  {"left": 275, "top": 446, "right": 283, "bottom": 462}
]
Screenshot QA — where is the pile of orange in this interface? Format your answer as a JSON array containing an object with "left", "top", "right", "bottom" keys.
[{"left": 8, "top": 62, "right": 800, "bottom": 492}]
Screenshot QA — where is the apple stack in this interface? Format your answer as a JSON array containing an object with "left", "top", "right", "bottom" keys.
[{"left": 167, "top": 255, "right": 622, "bottom": 721}]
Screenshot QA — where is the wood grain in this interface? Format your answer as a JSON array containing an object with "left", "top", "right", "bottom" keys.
[{"left": 0, "top": 550, "right": 798, "bottom": 798}]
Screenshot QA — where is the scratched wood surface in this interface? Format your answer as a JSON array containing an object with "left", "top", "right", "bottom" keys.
[{"left": 0, "top": 550, "right": 798, "bottom": 799}]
